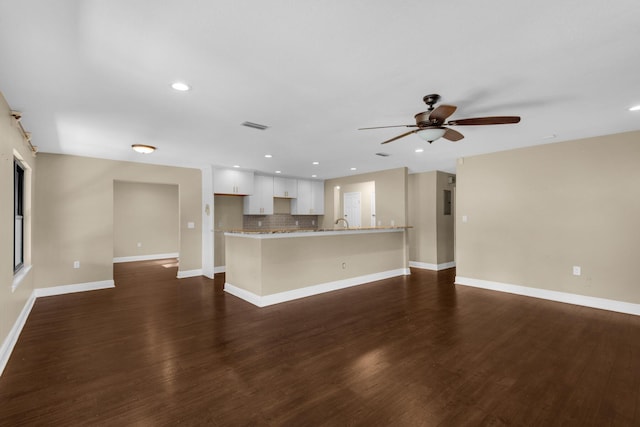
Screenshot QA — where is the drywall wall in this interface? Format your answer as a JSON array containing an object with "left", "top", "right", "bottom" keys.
[
  {"left": 456, "top": 130, "right": 640, "bottom": 304},
  {"left": 408, "top": 171, "right": 437, "bottom": 264},
  {"left": 33, "top": 153, "right": 202, "bottom": 288},
  {"left": 0, "top": 92, "right": 37, "bottom": 369},
  {"left": 113, "top": 181, "right": 179, "bottom": 258},
  {"left": 323, "top": 167, "right": 407, "bottom": 227},
  {"left": 214, "top": 195, "right": 244, "bottom": 268}
]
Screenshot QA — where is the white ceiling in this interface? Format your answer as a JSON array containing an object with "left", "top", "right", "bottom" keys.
[{"left": 1, "top": 0, "right": 639, "bottom": 179}]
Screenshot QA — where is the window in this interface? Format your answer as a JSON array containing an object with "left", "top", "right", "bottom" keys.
[{"left": 14, "top": 160, "right": 24, "bottom": 272}]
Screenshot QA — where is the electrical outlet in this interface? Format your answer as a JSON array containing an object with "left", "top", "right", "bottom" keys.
[
  {"left": 73, "top": 261, "right": 80, "bottom": 269},
  {"left": 312, "top": 220, "right": 315, "bottom": 225},
  {"left": 137, "top": 242, "right": 142, "bottom": 248},
  {"left": 295, "top": 220, "right": 299, "bottom": 226},
  {"left": 572, "top": 266, "right": 581, "bottom": 276},
  {"left": 258, "top": 221, "right": 262, "bottom": 227}
]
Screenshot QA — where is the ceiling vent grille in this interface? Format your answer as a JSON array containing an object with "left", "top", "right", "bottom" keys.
[
  {"left": 375, "top": 152, "right": 391, "bottom": 157},
  {"left": 241, "top": 121, "right": 269, "bottom": 130}
]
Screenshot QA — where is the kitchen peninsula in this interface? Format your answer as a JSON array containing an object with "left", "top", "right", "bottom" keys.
[{"left": 224, "top": 227, "right": 410, "bottom": 307}]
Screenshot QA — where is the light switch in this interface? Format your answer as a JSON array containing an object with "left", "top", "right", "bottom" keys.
[
  {"left": 187, "top": 222, "right": 195, "bottom": 229},
  {"left": 462, "top": 215, "right": 468, "bottom": 223}
]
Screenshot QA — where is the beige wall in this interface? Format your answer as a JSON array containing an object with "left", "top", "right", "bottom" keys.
[
  {"left": 0, "top": 93, "right": 37, "bottom": 359},
  {"left": 408, "top": 171, "right": 437, "bottom": 264},
  {"left": 323, "top": 167, "right": 407, "bottom": 228},
  {"left": 226, "top": 231, "right": 407, "bottom": 296},
  {"left": 34, "top": 153, "right": 202, "bottom": 288},
  {"left": 456, "top": 130, "right": 640, "bottom": 304},
  {"left": 214, "top": 195, "right": 244, "bottom": 268},
  {"left": 113, "top": 181, "right": 179, "bottom": 258},
  {"left": 407, "top": 171, "right": 455, "bottom": 265}
]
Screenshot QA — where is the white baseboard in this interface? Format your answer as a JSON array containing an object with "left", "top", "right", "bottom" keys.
[
  {"left": 214, "top": 266, "right": 226, "bottom": 274},
  {"left": 177, "top": 269, "right": 203, "bottom": 279},
  {"left": 455, "top": 276, "right": 640, "bottom": 316},
  {"left": 0, "top": 291, "right": 37, "bottom": 377},
  {"left": 410, "top": 261, "right": 456, "bottom": 271},
  {"left": 225, "top": 268, "right": 411, "bottom": 307},
  {"left": 113, "top": 253, "right": 179, "bottom": 263},
  {"left": 35, "top": 280, "right": 115, "bottom": 298},
  {"left": 1, "top": 279, "right": 115, "bottom": 377}
]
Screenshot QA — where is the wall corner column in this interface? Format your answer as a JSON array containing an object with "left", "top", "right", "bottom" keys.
[{"left": 201, "top": 165, "right": 215, "bottom": 278}]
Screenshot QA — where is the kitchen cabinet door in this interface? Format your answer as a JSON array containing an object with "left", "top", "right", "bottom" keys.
[
  {"left": 243, "top": 175, "right": 274, "bottom": 215},
  {"left": 273, "top": 177, "right": 298, "bottom": 198},
  {"left": 214, "top": 169, "right": 254, "bottom": 195},
  {"left": 291, "top": 179, "right": 324, "bottom": 215}
]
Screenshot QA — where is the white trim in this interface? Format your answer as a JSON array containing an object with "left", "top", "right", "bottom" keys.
[
  {"left": 34, "top": 280, "right": 115, "bottom": 298},
  {"left": 224, "top": 268, "right": 411, "bottom": 307},
  {"left": 455, "top": 276, "right": 640, "bottom": 316},
  {"left": 409, "top": 261, "right": 456, "bottom": 271},
  {"left": 225, "top": 227, "right": 406, "bottom": 239},
  {"left": 11, "top": 264, "right": 33, "bottom": 292},
  {"left": 113, "top": 253, "right": 179, "bottom": 263},
  {"left": 214, "top": 266, "right": 226, "bottom": 274},
  {"left": 224, "top": 284, "right": 264, "bottom": 307},
  {"left": 177, "top": 269, "right": 203, "bottom": 279},
  {"left": 0, "top": 291, "right": 36, "bottom": 377}
]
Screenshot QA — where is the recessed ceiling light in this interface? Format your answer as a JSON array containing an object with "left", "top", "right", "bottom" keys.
[
  {"left": 629, "top": 105, "right": 640, "bottom": 111},
  {"left": 171, "top": 82, "right": 190, "bottom": 91},
  {"left": 311, "top": 174, "right": 317, "bottom": 178},
  {"left": 415, "top": 148, "right": 424, "bottom": 153},
  {"left": 264, "top": 154, "right": 272, "bottom": 158},
  {"left": 233, "top": 165, "right": 240, "bottom": 168},
  {"left": 312, "top": 161, "right": 319, "bottom": 165},
  {"left": 275, "top": 170, "right": 282, "bottom": 174},
  {"left": 131, "top": 144, "right": 156, "bottom": 154},
  {"left": 542, "top": 134, "right": 557, "bottom": 140},
  {"left": 350, "top": 167, "right": 357, "bottom": 171}
]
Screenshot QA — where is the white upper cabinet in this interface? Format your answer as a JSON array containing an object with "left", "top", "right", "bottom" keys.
[
  {"left": 243, "top": 175, "right": 274, "bottom": 215},
  {"left": 214, "top": 169, "right": 254, "bottom": 195},
  {"left": 291, "top": 179, "right": 324, "bottom": 215},
  {"left": 310, "top": 180, "right": 324, "bottom": 215},
  {"left": 273, "top": 177, "right": 298, "bottom": 198}
]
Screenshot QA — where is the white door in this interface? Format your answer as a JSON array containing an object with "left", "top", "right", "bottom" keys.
[
  {"left": 343, "top": 192, "right": 361, "bottom": 228},
  {"left": 370, "top": 191, "right": 376, "bottom": 227}
]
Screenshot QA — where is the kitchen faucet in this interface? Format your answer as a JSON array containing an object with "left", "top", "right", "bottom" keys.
[{"left": 335, "top": 218, "right": 349, "bottom": 229}]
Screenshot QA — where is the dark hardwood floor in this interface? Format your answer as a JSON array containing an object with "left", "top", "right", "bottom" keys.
[{"left": 1, "top": 260, "right": 639, "bottom": 426}]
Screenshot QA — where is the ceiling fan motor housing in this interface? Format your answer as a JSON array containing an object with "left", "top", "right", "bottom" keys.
[{"left": 414, "top": 111, "right": 433, "bottom": 127}]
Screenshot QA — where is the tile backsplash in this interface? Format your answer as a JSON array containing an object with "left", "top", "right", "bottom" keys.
[{"left": 243, "top": 214, "right": 319, "bottom": 230}]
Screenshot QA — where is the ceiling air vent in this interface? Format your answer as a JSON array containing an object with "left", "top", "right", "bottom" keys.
[
  {"left": 241, "top": 121, "right": 269, "bottom": 130},
  {"left": 375, "top": 152, "right": 391, "bottom": 157}
]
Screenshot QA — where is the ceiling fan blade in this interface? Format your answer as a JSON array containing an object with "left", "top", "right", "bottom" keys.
[
  {"left": 380, "top": 130, "right": 417, "bottom": 144},
  {"left": 447, "top": 116, "right": 521, "bottom": 126},
  {"left": 428, "top": 105, "right": 457, "bottom": 124},
  {"left": 358, "top": 124, "right": 417, "bottom": 130},
  {"left": 442, "top": 128, "right": 464, "bottom": 141}
]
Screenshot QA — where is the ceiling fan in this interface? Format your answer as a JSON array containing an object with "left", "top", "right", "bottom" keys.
[{"left": 359, "top": 94, "right": 521, "bottom": 144}]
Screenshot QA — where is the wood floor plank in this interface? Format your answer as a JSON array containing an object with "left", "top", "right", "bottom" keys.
[{"left": 0, "top": 261, "right": 639, "bottom": 425}]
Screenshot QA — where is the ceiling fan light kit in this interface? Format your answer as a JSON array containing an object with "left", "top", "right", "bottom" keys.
[
  {"left": 417, "top": 128, "right": 447, "bottom": 143},
  {"left": 359, "top": 93, "right": 521, "bottom": 145}
]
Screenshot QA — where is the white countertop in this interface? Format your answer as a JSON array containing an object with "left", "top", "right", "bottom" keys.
[{"left": 224, "top": 227, "right": 408, "bottom": 239}]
